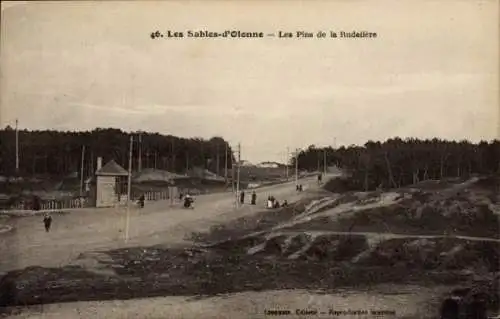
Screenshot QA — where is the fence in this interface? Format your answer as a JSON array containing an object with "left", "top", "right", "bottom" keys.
[
  {"left": 4, "top": 189, "right": 181, "bottom": 212},
  {"left": 144, "top": 191, "right": 170, "bottom": 201},
  {"left": 7, "top": 197, "right": 87, "bottom": 211}
]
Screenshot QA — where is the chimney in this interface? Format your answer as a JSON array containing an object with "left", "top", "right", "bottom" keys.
[{"left": 96, "top": 157, "right": 103, "bottom": 172}]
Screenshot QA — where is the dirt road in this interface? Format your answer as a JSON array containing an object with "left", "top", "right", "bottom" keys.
[
  {"left": 4, "top": 285, "right": 447, "bottom": 319},
  {"left": 0, "top": 176, "right": 323, "bottom": 273}
]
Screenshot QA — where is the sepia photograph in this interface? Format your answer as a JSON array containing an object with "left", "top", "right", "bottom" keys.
[{"left": 0, "top": 1, "right": 499, "bottom": 318}]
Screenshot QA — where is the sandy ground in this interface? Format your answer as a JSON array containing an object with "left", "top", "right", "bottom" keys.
[
  {"left": 0, "top": 176, "right": 323, "bottom": 273},
  {"left": 0, "top": 175, "right": 457, "bottom": 319},
  {"left": 4, "top": 285, "right": 447, "bottom": 319}
]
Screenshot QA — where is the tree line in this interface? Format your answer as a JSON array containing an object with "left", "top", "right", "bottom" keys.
[
  {"left": 294, "top": 138, "right": 500, "bottom": 191},
  {"left": 0, "top": 127, "right": 235, "bottom": 178}
]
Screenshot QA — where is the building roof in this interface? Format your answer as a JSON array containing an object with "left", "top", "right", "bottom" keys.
[{"left": 96, "top": 160, "right": 129, "bottom": 176}]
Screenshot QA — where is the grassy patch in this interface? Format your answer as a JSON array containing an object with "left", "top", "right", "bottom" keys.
[{"left": 0, "top": 244, "right": 475, "bottom": 307}]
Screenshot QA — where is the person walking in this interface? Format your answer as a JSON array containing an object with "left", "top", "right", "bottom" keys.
[
  {"left": 138, "top": 194, "right": 145, "bottom": 208},
  {"left": 43, "top": 213, "right": 52, "bottom": 232},
  {"left": 267, "top": 196, "right": 273, "bottom": 209},
  {"left": 251, "top": 191, "right": 257, "bottom": 205},
  {"left": 240, "top": 191, "right": 245, "bottom": 205}
]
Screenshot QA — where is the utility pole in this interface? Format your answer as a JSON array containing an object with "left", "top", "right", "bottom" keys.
[
  {"left": 216, "top": 144, "right": 220, "bottom": 177},
  {"left": 80, "top": 145, "right": 85, "bottom": 197},
  {"left": 224, "top": 143, "right": 228, "bottom": 183},
  {"left": 125, "top": 135, "right": 133, "bottom": 243},
  {"left": 333, "top": 137, "right": 337, "bottom": 167},
  {"left": 15, "top": 119, "right": 19, "bottom": 173},
  {"left": 171, "top": 139, "right": 175, "bottom": 172},
  {"left": 138, "top": 133, "right": 142, "bottom": 172},
  {"left": 286, "top": 147, "right": 289, "bottom": 181},
  {"left": 231, "top": 162, "right": 235, "bottom": 193},
  {"left": 295, "top": 148, "right": 299, "bottom": 186},
  {"left": 236, "top": 143, "right": 241, "bottom": 207}
]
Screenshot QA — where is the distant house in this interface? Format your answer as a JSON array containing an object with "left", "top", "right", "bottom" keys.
[{"left": 90, "top": 158, "right": 129, "bottom": 208}]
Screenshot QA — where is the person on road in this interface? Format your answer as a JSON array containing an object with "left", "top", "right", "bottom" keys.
[
  {"left": 138, "top": 194, "right": 145, "bottom": 208},
  {"left": 184, "top": 193, "right": 194, "bottom": 208},
  {"left": 318, "top": 173, "right": 322, "bottom": 185},
  {"left": 251, "top": 191, "right": 257, "bottom": 205},
  {"left": 43, "top": 213, "right": 52, "bottom": 232},
  {"left": 269, "top": 195, "right": 276, "bottom": 207},
  {"left": 240, "top": 191, "right": 245, "bottom": 204},
  {"left": 267, "top": 196, "right": 273, "bottom": 209}
]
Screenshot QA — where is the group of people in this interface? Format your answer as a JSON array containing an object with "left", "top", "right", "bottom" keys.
[
  {"left": 267, "top": 195, "right": 288, "bottom": 209},
  {"left": 239, "top": 190, "right": 289, "bottom": 209},
  {"left": 296, "top": 184, "right": 304, "bottom": 192}
]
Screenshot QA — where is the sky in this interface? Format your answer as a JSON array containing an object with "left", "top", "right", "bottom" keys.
[{"left": 1, "top": 0, "right": 499, "bottom": 163}]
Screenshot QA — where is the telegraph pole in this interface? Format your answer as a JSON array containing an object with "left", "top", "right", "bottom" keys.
[
  {"left": 125, "top": 135, "right": 133, "bottom": 242},
  {"left": 295, "top": 148, "right": 299, "bottom": 186},
  {"left": 236, "top": 143, "right": 241, "bottom": 207},
  {"left": 224, "top": 143, "right": 228, "bottom": 183},
  {"left": 80, "top": 145, "right": 85, "bottom": 197},
  {"left": 138, "top": 132, "right": 142, "bottom": 172},
  {"left": 171, "top": 139, "right": 175, "bottom": 172},
  {"left": 15, "top": 119, "right": 19, "bottom": 173},
  {"left": 231, "top": 163, "right": 235, "bottom": 193},
  {"left": 286, "top": 147, "right": 289, "bottom": 181},
  {"left": 216, "top": 144, "right": 220, "bottom": 177},
  {"left": 333, "top": 137, "right": 337, "bottom": 167}
]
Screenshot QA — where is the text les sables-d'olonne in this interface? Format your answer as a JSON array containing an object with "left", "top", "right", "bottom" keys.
[{"left": 150, "top": 30, "right": 378, "bottom": 39}]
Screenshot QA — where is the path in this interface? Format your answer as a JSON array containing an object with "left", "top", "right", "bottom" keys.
[{"left": 264, "top": 230, "right": 500, "bottom": 244}]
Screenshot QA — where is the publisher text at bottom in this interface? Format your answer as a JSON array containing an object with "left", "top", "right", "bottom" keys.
[{"left": 264, "top": 309, "right": 397, "bottom": 316}]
